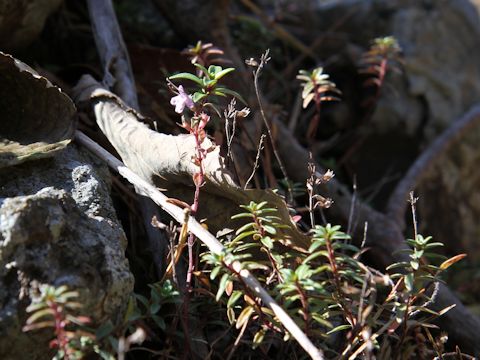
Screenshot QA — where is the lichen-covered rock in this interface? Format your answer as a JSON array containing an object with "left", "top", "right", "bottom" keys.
[{"left": 0, "top": 145, "right": 134, "bottom": 360}]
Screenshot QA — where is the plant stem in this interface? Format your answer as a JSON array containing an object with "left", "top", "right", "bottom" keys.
[
  {"left": 183, "top": 111, "right": 207, "bottom": 357},
  {"left": 51, "top": 302, "right": 69, "bottom": 360},
  {"left": 253, "top": 54, "right": 294, "bottom": 202},
  {"left": 409, "top": 191, "right": 418, "bottom": 241},
  {"left": 296, "top": 281, "right": 311, "bottom": 336},
  {"left": 325, "top": 233, "right": 355, "bottom": 326}
]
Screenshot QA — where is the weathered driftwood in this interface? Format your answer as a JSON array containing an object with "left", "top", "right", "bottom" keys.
[{"left": 86, "top": 0, "right": 168, "bottom": 276}]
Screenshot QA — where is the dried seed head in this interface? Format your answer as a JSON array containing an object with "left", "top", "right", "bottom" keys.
[
  {"left": 236, "top": 107, "right": 251, "bottom": 118},
  {"left": 245, "top": 58, "right": 259, "bottom": 67},
  {"left": 322, "top": 169, "right": 335, "bottom": 182}
]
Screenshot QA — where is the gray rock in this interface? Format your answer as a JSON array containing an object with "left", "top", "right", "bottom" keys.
[{"left": 0, "top": 145, "right": 134, "bottom": 360}]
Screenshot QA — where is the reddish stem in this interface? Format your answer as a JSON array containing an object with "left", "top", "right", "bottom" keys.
[
  {"left": 183, "top": 112, "right": 207, "bottom": 356},
  {"left": 296, "top": 281, "right": 311, "bottom": 336},
  {"left": 50, "top": 302, "right": 70, "bottom": 360},
  {"left": 324, "top": 235, "right": 355, "bottom": 326}
]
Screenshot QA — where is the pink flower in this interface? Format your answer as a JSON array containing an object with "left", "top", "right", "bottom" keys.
[{"left": 170, "top": 85, "right": 195, "bottom": 113}]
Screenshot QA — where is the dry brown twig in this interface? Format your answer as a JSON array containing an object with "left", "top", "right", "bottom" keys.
[{"left": 244, "top": 134, "right": 266, "bottom": 189}]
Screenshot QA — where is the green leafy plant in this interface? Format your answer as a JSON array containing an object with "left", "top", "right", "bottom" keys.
[
  {"left": 169, "top": 63, "right": 244, "bottom": 108},
  {"left": 129, "top": 280, "right": 181, "bottom": 331},
  {"left": 297, "top": 67, "right": 340, "bottom": 139},
  {"left": 360, "top": 36, "right": 402, "bottom": 107},
  {"left": 167, "top": 45, "right": 250, "bottom": 356},
  {"left": 197, "top": 194, "right": 467, "bottom": 359},
  {"left": 23, "top": 285, "right": 93, "bottom": 360},
  {"left": 94, "top": 280, "right": 180, "bottom": 359}
]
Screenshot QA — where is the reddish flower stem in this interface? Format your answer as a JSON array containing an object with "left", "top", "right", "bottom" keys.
[
  {"left": 186, "top": 127, "right": 205, "bottom": 291},
  {"left": 183, "top": 110, "right": 208, "bottom": 356}
]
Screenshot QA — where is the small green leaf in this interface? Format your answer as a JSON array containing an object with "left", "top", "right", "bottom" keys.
[
  {"left": 193, "top": 63, "right": 209, "bottom": 77},
  {"left": 150, "top": 301, "right": 161, "bottom": 314},
  {"left": 311, "top": 313, "right": 332, "bottom": 328},
  {"left": 23, "top": 320, "right": 55, "bottom": 332},
  {"left": 231, "top": 230, "right": 257, "bottom": 244},
  {"left": 214, "top": 87, "right": 247, "bottom": 105},
  {"left": 235, "top": 223, "right": 256, "bottom": 235},
  {"left": 95, "top": 321, "right": 115, "bottom": 340},
  {"left": 25, "top": 302, "right": 47, "bottom": 313},
  {"left": 263, "top": 225, "right": 277, "bottom": 235},
  {"left": 260, "top": 236, "right": 273, "bottom": 249},
  {"left": 169, "top": 72, "right": 204, "bottom": 86},
  {"left": 227, "top": 290, "right": 243, "bottom": 308},
  {"left": 326, "top": 324, "right": 351, "bottom": 335},
  {"left": 231, "top": 213, "right": 255, "bottom": 220},
  {"left": 192, "top": 92, "right": 207, "bottom": 102},
  {"left": 214, "top": 67, "right": 235, "bottom": 80},
  {"left": 252, "top": 329, "right": 266, "bottom": 349},
  {"left": 227, "top": 307, "right": 236, "bottom": 324},
  {"left": 25, "top": 308, "right": 54, "bottom": 324},
  {"left": 210, "top": 265, "right": 222, "bottom": 280},
  {"left": 404, "top": 273, "right": 414, "bottom": 292},
  {"left": 208, "top": 65, "right": 223, "bottom": 77},
  {"left": 216, "top": 273, "right": 230, "bottom": 301},
  {"left": 152, "top": 315, "right": 166, "bottom": 330},
  {"left": 236, "top": 306, "right": 254, "bottom": 329}
]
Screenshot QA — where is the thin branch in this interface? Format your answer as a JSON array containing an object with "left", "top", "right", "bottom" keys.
[
  {"left": 251, "top": 50, "right": 293, "bottom": 201},
  {"left": 75, "top": 130, "right": 325, "bottom": 360},
  {"left": 386, "top": 104, "right": 480, "bottom": 227},
  {"left": 244, "top": 134, "right": 266, "bottom": 189}
]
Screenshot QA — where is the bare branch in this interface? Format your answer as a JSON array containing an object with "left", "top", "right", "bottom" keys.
[
  {"left": 244, "top": 134, "right": 266, "bottom": 189},
  {"left": 86, "top": 0, "right": 138, "bottom": 109},
  {"left": 386, "top": 104, "right": 480, "bottom": 227}
]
